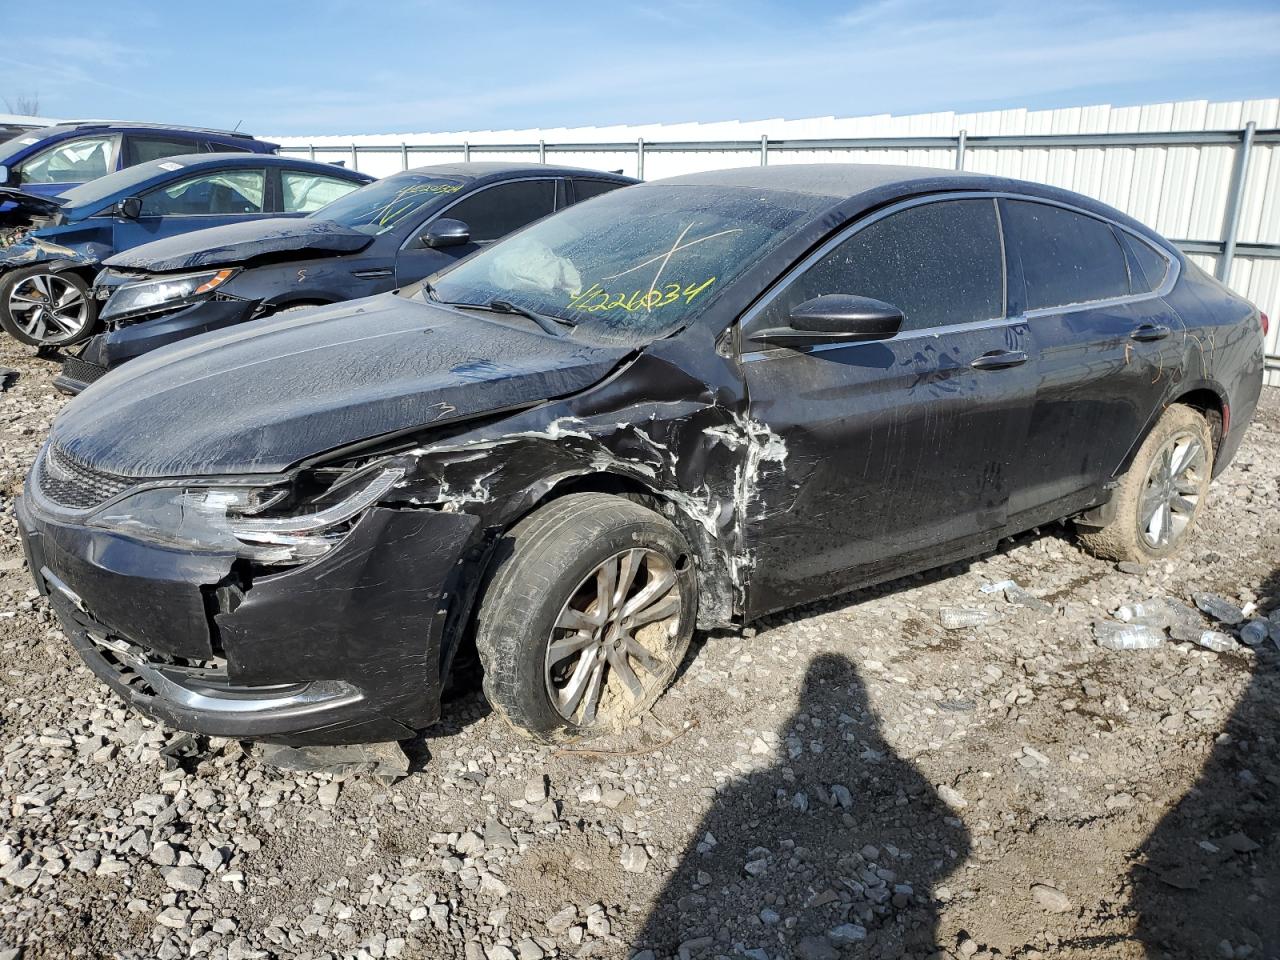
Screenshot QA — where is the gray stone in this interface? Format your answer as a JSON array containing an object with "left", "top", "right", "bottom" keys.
[{"left": 163, "top": 866, "right": 206, "bottom": 892}]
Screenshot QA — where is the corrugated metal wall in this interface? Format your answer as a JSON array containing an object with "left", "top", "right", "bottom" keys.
[{"left": 277, "top": 98, "right": 1280, "bottom": 381}]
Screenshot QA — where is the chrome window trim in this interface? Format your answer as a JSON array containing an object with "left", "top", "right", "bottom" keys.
[
  {"left": 399, "top": 176, "right": 561, "bottom": 252},
  {"left": 738, "top": 190, "right": 1179, "bottom": 363}
]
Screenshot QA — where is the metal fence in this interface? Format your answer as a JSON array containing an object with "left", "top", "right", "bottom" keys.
[{"left": 281, "top": 121, "right": 1280, "bottom": 380}]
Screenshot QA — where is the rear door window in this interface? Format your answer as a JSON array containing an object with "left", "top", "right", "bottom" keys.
[
  {"left": 280, "top": 171, "right": 362, "bottom": 212},
  {"left": 17, "top": 134, "right": 120, "bottom": 184},
  {"left": 753, "top": 198, "right": 1005, "bottom": 333},
  {"left": 126, "top": 136, "right": 197, "bottom": 166},
  {"left": 441, "top": 179, "right": 557, "bottom": 243},
  {"left": 1001, "top": 199, "right": 1130, "bottom": 310},
  {"left": 140, "top": 169, "right": 266, "bottom": 216}
]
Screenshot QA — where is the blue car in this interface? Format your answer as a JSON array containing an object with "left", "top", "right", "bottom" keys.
[
  {"left": 0, "top": 154, "right": 371, "bottom": 346},
  {"left": 0, "top": 121, "right": 278, "bottom": 205}
]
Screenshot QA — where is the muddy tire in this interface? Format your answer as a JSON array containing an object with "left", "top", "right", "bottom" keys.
[
  {"left": 0, "top": 266, "right": 97, "bottom": 347},
  {"left": 1077, "top": 404, "right": 1213, "bottom": 563},
  {"left": 476, "top": 493, "right": 697, "bottom": 743}
]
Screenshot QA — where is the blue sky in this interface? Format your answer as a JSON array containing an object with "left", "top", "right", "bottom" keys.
[{"left": 3, "top": 0, "right": 1278, "bottom": 136}]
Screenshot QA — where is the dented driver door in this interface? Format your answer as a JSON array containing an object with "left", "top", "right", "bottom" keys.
[{"left": 736, "top": 197, "right": 1037, "bottom": 619}]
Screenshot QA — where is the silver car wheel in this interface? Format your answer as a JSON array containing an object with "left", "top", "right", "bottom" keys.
[
  {"left": 1138, "top": 431, "right": 1206, "bottom": 549},
  {"left": 544, "top": 547, "right": 683, "bottom": 725},
  {"left": 8, "top": 272, "right": 91, "bottom": 345}
]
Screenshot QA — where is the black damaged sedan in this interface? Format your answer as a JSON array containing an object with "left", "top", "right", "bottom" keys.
[{"left": 17, "top": 164, "right": 1264, "bottom": 746}]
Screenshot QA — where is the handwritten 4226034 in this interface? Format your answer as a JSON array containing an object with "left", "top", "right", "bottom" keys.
[{"left": 566, "top": 278, "right": 717, "bottom": 313}]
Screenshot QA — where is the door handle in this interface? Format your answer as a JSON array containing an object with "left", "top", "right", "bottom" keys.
[
  {"left": 970, "top": 349, "right": 1028, "bottom": 370},
  {"left": 1130, "top": 324, "right": 1170, "bottom": 342}
]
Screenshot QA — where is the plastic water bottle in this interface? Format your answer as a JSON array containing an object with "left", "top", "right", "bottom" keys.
[{"left": 1094, "top": 621, "right": 1164, "bottom": 650}]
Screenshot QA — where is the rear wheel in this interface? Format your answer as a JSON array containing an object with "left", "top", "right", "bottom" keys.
[
  {"left": 0, "top": 266, "right": 97, "bottom": 346},
  {"left": 476, "top": 493, "right": 697, "bottom": 742},
  {"left": 1077, "top": 404, "right": 1213, "bottom": 562}
]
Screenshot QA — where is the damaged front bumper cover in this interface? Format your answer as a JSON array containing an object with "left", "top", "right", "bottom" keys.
[{"left": 17, "top": 493, "right": 479, "bottom": 745}]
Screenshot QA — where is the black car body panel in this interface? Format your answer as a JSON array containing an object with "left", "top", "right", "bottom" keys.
[
  {"left": 0, "top": 186, "right": 64, "bottom": 218},
  {"left": 102, "top": 217, "right": 376, "bottom": 271},
  {"left": 54, "top": 294, "right": 631, "bottom": 477},
  {"left": 20, "top": 164, "right": 1265, "bottom": 745},
  {"left": 60, "top": 164, "right": 638, "bottom": 392}
]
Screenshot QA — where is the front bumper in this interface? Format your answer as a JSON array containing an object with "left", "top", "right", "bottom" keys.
[
  {"left": 56, "top": 298, "right": 259, "bottom": 394},
  {"left": 16, "top": 493, "right": 479, "bottom": 745}
]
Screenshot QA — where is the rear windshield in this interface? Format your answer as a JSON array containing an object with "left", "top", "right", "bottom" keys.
[
  {"left": 429, "top": 184, "right": 827, "bottom": 346},
  {"left": 310, "top": 173, "right": 470, "bottom": 235}
]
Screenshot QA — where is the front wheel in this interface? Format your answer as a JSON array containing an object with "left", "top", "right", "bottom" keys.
[
  {"left": 0, "top": 266, "right": 97, "bottom": 347},
  {"left": 476, "top": 493, "right": 697, "bottom": 742},
  {"left": 1077, "top": 404, "right": 1214, "bottom": 562}
]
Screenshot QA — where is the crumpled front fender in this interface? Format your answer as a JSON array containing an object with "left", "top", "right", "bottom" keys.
[{"left": 0, "top": 234, "right": 110, "bottom": 271}]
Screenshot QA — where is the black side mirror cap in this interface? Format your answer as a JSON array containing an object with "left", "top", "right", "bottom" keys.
[
  {"left": 117, "top": 196, "right": 142, "bottom": 220},
  {"left": 750, "top": 294, "right": 904, "bottom": 348},
  {"left": 421, "top": 218, "right": 470, "bottom": 248}
]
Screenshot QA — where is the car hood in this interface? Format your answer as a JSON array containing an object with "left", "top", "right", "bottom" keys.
[
  {"left": 52, "top": 294, "right": 631, "bottom": 479},
  {"left": 102, "top": 217, "right": 375, "bottom": 273},
  {"left": 0, "top": 186, "right": 66, "bottom": 219}
]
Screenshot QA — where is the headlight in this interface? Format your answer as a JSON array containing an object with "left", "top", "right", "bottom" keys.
[
  {"left": 87, "top": 467, "right": 404, "bottom": 565},
  {"left": 100, "top": 268, "right": 238, "bottom": 321}
]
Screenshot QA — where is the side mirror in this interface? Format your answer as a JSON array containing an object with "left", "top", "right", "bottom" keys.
[
  {"left": 750, "top": 294, "right": 904, "bottom": 348},
  {"left": 0, "top": 165, "right": 10, "bottom": 186},
  {"left": 420, "top": 218, "right": 470, "bottom": 249},
  {"left": 117, "top": 196, "right": 142, "bottom": 220}
]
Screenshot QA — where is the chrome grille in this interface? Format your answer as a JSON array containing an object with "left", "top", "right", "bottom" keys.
[{"left": 35, "top": 445, "right": 131, "bottom": 511}]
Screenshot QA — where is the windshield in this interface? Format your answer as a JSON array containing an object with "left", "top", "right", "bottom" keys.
[
  {"left": 309, "top": 173, "right": 469, "bottom": 235},
  {"left": 55, "top": 157, "right": 198, "bottom": 210},
  {"left": 428, "top": 184, "right": 826, "bottom": 345},
  {"left": 0, "top": 128, "right": 59, "bottom": 164}
]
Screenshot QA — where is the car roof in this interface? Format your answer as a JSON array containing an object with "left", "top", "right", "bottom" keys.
[
  {"left": 651, "top": 162, "right": 992, "bottom": 198},
  {"left": 53, "top": 120, "right": 265, "bottom": 140},
  {"left": 56, "top": 153, "right": 370, "bottom": 215},
  {"left": 394, "top": 161, "right": 637, "bottom": 183}
]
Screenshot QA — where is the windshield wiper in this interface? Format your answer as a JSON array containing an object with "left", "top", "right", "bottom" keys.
[{"left": 485, "top": 299, "right": 576, "bottom": 337}]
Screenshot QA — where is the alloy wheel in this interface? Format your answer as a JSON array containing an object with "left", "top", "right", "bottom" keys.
[
  {"left": 544, "top": 547, "right": 684, "bottom": 726},
  {"left": 1138, "top": 431, "right": 1206, "bottom": 549},
  {"left": 7, "top": 273, "right": 90, "bottom": 345}
]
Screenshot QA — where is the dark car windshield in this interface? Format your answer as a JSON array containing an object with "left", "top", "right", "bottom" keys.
[
  {"left": 428, "top": 184, "right": 826, "bottom": 345},
  {"left": 310, "top": 173, "right": 470, "bottom": 235},
  {"left": 54, "top": 156, "right": 203, "bottom": 211}
]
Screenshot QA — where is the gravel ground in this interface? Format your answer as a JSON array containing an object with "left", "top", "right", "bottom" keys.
[{"left": 0, "top": 340, "right": 1277, "bottom": 960}]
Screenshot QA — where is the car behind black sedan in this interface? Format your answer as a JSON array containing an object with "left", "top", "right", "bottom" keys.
[
  {"left": 56, "top": 163, "right": 635, "bottom": 392},
  {"left": 17, "top": 164, "right": 1264, "bottom": 747}
]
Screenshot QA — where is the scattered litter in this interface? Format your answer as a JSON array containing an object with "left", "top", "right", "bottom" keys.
[
  {"left": 980, "top": 580, "right": 1017, "bottom": 594},
  {"left": 1094, "top": 621, "right": 1164, "bottom": 650},
  {"left": 1114, "top": 597, "right": 1200, "bottom": 632},
  {"left": 939, "top": 607, "right": 998, "bottom": 630},
  {"left": 158, "top": 733, "right": 207, "bottom": 772},
  {"left": 1002, "top": 582, "right": 1054, "bottom": 613},
  {"left": 0, "top": 367, "right": 17, "bottom": 391},
  {"left": 1192, "top": 630, "right": 1238, "bottom": 654},
  {"left": 1238, "top": 619, "right": 1269, "bottom": 646},
  {"left": 1192, "top": 592, "right": 1245, "bottom": 625}
]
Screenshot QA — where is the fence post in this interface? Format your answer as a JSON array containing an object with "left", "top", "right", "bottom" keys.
[
  {"left": 955, "top": 129, "right": 967, "bottom": 171},
  {"left": 1217, "top": 120, "right": 1256, "bottom": 283},
  {"left": 463, "top": 141, "right": 471, "bottom": 162},
  {"left": 308, "top": 145, "right": 315, "bottom": 162},
  {"left": 760, "top": 134, "right": 769, "bottom": 166},
  {"left": 637, "top": 138, "right": 645, "bottom": 180},
  {"left": 400, "top": 143, "right": 408, "bottom": 171},
  {"left": 349, "top": 144, "right": 358, "bottom": 170}
]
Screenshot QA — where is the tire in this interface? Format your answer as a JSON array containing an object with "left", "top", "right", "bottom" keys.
[
  {"left": 476, "top": 493, "right": 697, "bottom": 743},
  {"left": 0, "top": 266, "right": 97, "bottom": 347},
  {"left": 1077, "top": 404, "right": 1214, "bottom": 562}
]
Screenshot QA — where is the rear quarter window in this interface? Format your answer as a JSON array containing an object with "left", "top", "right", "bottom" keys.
[
  {"left": 1119, "top": 232, "right": 1171, "bottom": 293},
  {"left": 572, "top": 179, "right": 627, "bottom": 203},
  {"left": 1001, "top": 199, "right": 1130, "bottom": 310}
]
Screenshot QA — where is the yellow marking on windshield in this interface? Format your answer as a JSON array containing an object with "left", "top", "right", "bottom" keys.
[{"left": 566, "top": 278, "right": 717, "bottom": 313}]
